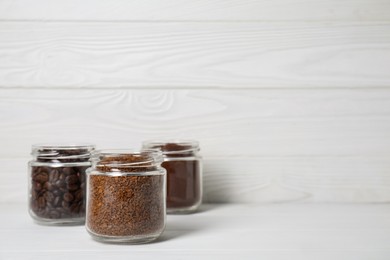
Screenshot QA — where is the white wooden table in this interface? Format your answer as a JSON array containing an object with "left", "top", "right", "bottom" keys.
[{"left": 1, "top": 203, "right": 389, "bottom": 259}]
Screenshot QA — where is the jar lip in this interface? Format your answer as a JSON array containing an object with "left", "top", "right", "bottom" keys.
[
  {"left": 31, "top": 143, "right": 95, "bottom": 159},
  {"left": 91, "top": 149, "right": 163, "bottom": 167},
  {"left": 32, "top": 143, "right": 95, "bottom": 150},
  {"left": 142, "top": 139, "right": 200, "bottom": 154}
]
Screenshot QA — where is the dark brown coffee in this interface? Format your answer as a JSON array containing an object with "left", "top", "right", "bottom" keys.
[
  {"left": 28, "top": 145, "right": 94, "bottom": 225},
  {"left": 142, "top": 141, "right": 202, "bottom": 213},
  {"left": 163, "top": 160, "right": 201, "bottom": 209},
  {"left": 30, "top": 165, "right": 88, "bottom": 219}
]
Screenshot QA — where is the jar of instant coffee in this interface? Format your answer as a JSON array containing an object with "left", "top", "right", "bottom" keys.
[
  {"left": 86, "top": 150, "right": 166, "bottom": 244},
  {"left": 143, "top": 140, "right": 203, "bottom": 213},
  {"left": 28, "top": 144, "right": 95, "bottom": 225}
]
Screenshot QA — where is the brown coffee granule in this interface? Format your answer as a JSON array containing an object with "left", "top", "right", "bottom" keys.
[
  {"left": 163, "top": 160, "right": 201, "bottom": 209},
  {"left": 87, "top": 174, "right": 164, "bottom": 237},
  {"left": 146, "top": 143, "right": 201, "bottom": 210},
  {"left": 87, "top": 153, "right": 165, "bottom": 237},
  {"left": 95, "top": 154, "right": 156, "bottom": 173},
  {"left": 154, "top": 143, "right": 194, "bottom": 157}
]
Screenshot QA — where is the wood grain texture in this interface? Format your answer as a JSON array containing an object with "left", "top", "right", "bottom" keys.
[
  {"left": 0, "top": 22, "right": 390, "bottom": 88},
  {"left": 0, "top": 0, "right": 390, "bottom": 21},
  {"left": 1, "top": 88, "right": 390, "bottom": 203}
]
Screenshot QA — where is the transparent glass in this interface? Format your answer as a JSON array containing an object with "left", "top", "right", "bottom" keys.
[
  {"left": 28, "top": 144, "right": 95, "bottom": 225},
  {"left": 143, "top": 140, "right": 203, "bottom": 214},
  {"left": 86, "top": 150, "right": 166, "bottom": 244}
]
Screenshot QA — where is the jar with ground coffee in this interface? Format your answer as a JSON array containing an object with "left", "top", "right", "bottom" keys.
[
  {"left": 142, "top": 140, "right": 202, "bottom": 213},
  {"left": 28, "top": 144, "right": 95, "bottom": 225},
  {"left": 86, "top": 150, "right": 166, "bottom": 244}
]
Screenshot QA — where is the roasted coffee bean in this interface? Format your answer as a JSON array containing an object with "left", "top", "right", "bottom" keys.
[
  {"left": 44, "top": 191, "right": 54, "bottom": 203},
  {"left": 34, "top": 173, "right": 49, "bottom": 183},
  {"left": 70, "top": 203, "right": 79, "bottom": 213},
  {"left": 78, "top": 173, "right": 85, "bottom": 182},
  {"left": 38, "top": 196, "right": 46, "bottom": 208},
  {"left": 29, "top": 165, "right": 88, "bottom": 220},
  {"left": 49, "top": 210, "right": 60, "bottom": 219},
  {"left": 62, "top": 201, "right": 70, "bottom": 209},
  {"left": 52, "top": 170, "right": 60, "bottom": 182},
  {"left": 59, "top": 187, "right": 68, "bottom": 193},
  {"left": 33, "top": 182, "right": 42, "bottom": 191},
  {"left": 67, "top": 183, "right": 79, "bottom": 191},
  {"left": 63, "top": 192, "right": 74, "bottom": 202},
  {"left": 41, "top": 166, "right": 51, "bottom": 173},
  {"left": 31, "top": 190, "right": 37, "bottom": 199},
  {"left": 54, "top": 179, "right": 61, "bottom": 187},
  {"left": 52, "top": 189, "right": 61, "bottom": 197},
  {"left": 62, "top": 167, "right": 74, "bottom": 176},
  {"left": 53, "top": 196, "right": 61, "bottom": 207},
  {"left": 43, "top": 182, "right": 53, "bottom": 191},
  {"left": 74, "top": 189, "right": 83, "bottom": 202},
  {"left": 65, "top": 175, "right": 78, "bottom": 185},
  {"left": 31, "top": 201, "right": 38, "bottom": 211},
  {"left": 51, "top": 168, "right": 59, "bottom": 175}
]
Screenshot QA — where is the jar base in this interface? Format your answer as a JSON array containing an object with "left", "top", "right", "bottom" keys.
[
  {"left": 29, "top": 210, "right": 84, "bottom": 226},
  {"left": 87, "top": 229, "right": 163, "bottom": 244},
  {"left": 167, "top": 201, "right": 201, "bottom": 214},
  {"left": 32, "top": 217, "right": 85, "bottom": 226}
]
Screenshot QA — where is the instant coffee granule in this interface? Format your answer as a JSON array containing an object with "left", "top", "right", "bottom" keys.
[
  {"left": 87, "top": 175, "right": 164, "bottom": 236},
  {"left": 86, "top": 152, "right": 166, "bottom": 242}
]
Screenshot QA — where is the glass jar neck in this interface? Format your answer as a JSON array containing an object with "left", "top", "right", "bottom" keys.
[
  {"left": 32, "top": 144, "right": 95, "bottom": 163},
  {"left": 142, "top": 140, "right": 200, "bottom": 158},
  {"left": 91, "top": 150, "right": 163, "bottom": 172}
]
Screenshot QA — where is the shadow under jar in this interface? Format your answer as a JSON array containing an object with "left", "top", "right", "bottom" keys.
[
  {"left": 28, "top": 144, "right": 95, "bottom": 225},
  {"left": 143, "top": 140, "right": 202, "bottom": 214},
  {"left": 86, "top": 150, "right": 166, "bottom": 244}
]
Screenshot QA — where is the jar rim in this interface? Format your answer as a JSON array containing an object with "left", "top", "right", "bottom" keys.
[
  {"left": 32, "top": 143, "right": 95, "bottom": 150},
  {"left": 91, "top": 149, "right": 163, "bottom": 168},
  {"left": 31, "top": 143, "right": 95, "bottom": 159},
  {"left": 142, "top": 139, "right": 199, "bottom": 154}
]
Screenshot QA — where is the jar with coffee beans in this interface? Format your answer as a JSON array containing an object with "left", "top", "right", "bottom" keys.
[
  {"left": 28, "top": 144, "right": 95, "bottom": 225},
  {"left": 86, "top": 149, "right": 166, "bottom": 244},
  {"left": 142, "top": 140, "right": 202, "bottom": 213}
]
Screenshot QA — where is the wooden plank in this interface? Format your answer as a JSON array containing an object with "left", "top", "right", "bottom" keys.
[
  {"left": 1, "top": 88, "right": 390, "bottom": 158},
  {"left": 0, "top": 22, "right": 390, "bottom": 88},
  {"left": 0, "top": 0, "right": 389, "bottom": 21},
  {"left": 1, "top": 88, "right": 390, "bottom": 203},
  {"left": 4, "top": 156, "right": 390, "bottom": 203},
  {"left": 205, "top": 157, "right": 390, "bottom": 203}
]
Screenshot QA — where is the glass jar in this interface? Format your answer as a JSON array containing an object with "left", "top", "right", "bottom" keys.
[
  {"left": 28, "top": 144, "right": 95, "bottom": 225},
  {"left": 143, "top": 140, "right": 202, "bottom": 214},
  {"left": 86, "top": 150, "right": 166, "bottom": 244}
]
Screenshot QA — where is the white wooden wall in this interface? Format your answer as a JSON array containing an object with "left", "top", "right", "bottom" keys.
[{"left": 1, "top": 0, "right": 390, "bottom": 204}]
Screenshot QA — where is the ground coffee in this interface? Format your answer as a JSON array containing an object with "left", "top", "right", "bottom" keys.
[
  {"left": 143, "top": 141, "right": 202, "bottom": 213},
  {"left": 86, "top": 150, "right": 166, "bottom": 243},
  {"left": 163, "top": 159, "right": 201, "bottom": 209}
]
